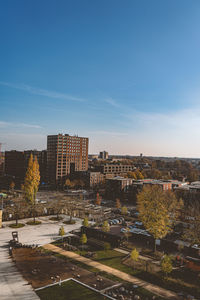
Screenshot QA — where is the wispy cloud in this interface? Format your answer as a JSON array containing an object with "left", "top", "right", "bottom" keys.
[
  {"left": 0, "top": 121, "right": 42, "bottom": 129},
  {"left": 124, "top": 107, "right": 200, "bottom": 134},
  {"left": 0, "top": 121, "right": 12, "bottom": 128},
  {"left": 0, "top": 81, "right": 85, "bottom": 102},
  {"left": 105, "top": 97, "right": 120, "bottom": 108}
]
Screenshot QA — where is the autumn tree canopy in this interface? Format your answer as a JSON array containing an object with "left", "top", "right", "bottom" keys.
[
  {"left": 137, "top": 185, "right": 180, "bottom": 251},
  {"left": 24, "top": 154, "right": 40, "bottom": 222}
]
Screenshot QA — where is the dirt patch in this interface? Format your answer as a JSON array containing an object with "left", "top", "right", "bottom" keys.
[{"left": 12, "top": 247, "right": 115, "bottom": 290}]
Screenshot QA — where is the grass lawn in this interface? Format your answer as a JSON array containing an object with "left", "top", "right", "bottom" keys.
[
  {"left": 36, "top": 280, "right": 107, "bottom": 300},
  {"left": 76, "top": 249, "right": 200, "bottom": 298},
  {"left": 42, "top": 248, "right": 165, "bottom": 299},
  {"left": 77, "top": 249, "right": 141, "bottom": 276}
]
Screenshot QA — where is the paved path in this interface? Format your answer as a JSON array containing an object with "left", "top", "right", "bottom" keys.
[
  {"left": 43, "top": 244, "right": 179, "bottom": 299},
  {"left": 0, "top": 215, "right": 83, "bottom": 300},
  {"left": 114, "top": 248, "right": 161, "bottom": 265}
]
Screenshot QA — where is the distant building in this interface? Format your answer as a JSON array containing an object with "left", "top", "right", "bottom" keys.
[
  {"left": 106, "top": 176, "right": 133, "bottom": 199},
  {"left": 5, "top": 150, "right": 25, "bottom": 181},
  {"left": 86, "top": 171, "right": 104, "bottom": 187},
  {"left": 4, "top": 149, "right": 47, "bottom": 184},
  {"left": 132, "top": 179, "right": 186, "bottom": 191},
  {"left": 99, "top": 151, "right": 109, "bottom": 160},
  {"left": 96, "top": 164, "right": 136, "bottom": 176},
  {"left": 47, "top": 134, "right": 89, "bottom": 184}
]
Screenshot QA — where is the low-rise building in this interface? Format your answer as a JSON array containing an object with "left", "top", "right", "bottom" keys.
[
  {"left": 86, "top": 171, "right": 105, "bottom": 187},
  {"left": 96, "top": 164, "right": 136, "bottom": 176},
  {"left": 132, "top": 179, "right": 187, "bottom": 191},
  {"left": 106, "top": 176, "right": 133, "bottom": 197}
]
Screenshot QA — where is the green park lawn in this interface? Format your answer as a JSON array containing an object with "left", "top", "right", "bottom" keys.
[
  {"left": 36, "top": 280, "right": 107, "bottom": 300},
  {"left": 76, "top": 249, "right": 200, "bottom": 298},
  {"left": 49, "top": 243, "right": 200, "bottom": 298}
]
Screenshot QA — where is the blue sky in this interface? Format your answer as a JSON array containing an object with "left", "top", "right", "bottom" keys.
[{"left": 1, "top": 0, "right": 200, "bottom": 157}]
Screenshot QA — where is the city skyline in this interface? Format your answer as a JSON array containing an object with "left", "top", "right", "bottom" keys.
[{"left": 1, "top": 1, "right": 200, "bottom": 157}]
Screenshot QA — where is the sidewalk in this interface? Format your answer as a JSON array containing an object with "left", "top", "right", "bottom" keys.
[{"left": 43, "top": 244, "right": 179, "bottom": 299}]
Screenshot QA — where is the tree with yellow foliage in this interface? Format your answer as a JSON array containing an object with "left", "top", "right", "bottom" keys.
[
  {"left": 121, "top": 206, "right": 128, "bottom": 215},
  {"left": 24, "top": 154, "right": 40, "bottom": 223},
  {"left": 131, "top": 248, "right": 139, "bottom": 269},
  {"left": 137, "top": 185, "right": 180, "bottom": 252},
  {"left": 116, "top": 198, "right": 121, "bottom": 209}
]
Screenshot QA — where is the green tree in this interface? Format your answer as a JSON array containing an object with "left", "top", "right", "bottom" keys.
[
  {"left": 121, "top": 206, "right": 128, "bottom": 215},
  {"left": 102, "top": 220, "right": 110, "bottom": 232},
  {"left": 83, "top": 217, "right": 89, "bottom": 227},
  {"left": 161, "top": 255, "right": 173, "bottom": 277},
  {"left": 59, "top": 225, "right": 65, "bottom": 241},
  {"left": 80, "top": 233, "right": 87, "bottom": 250},
  {"left": 24, "top": 155, "right": 40, "bottom": 223},
  {"left": 104, "top": 242, "right": 111, "bottom": 251},
  {"left": 131, "top": 248, "right": 139, "bottom": 269},
  {"left": 137, "top": 185, "right": 178, "bottom": 252}
]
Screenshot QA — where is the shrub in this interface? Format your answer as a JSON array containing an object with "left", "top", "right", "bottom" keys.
[
  {"left": 9, "top": 223, "right": 25, "bottom": 228},
  {"left": 63, "top": 220, "right": 76, "bottom": 225},
  {"left": 49, "top": 216, "right": 63, "bottom": 221},
  {"left": 82, "top": 217, "right": 89, "bottom": 227},
  {"left": 161, "top": 255, "right": 173, "bottom": 277},
  {"left": 59, "top": 225, "right": 65, "bottom": 240},
  {"left": 26, "top": 220, "right": 41, "bottom": 225}
]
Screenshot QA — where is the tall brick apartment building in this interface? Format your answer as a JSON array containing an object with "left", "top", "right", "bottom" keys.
[{"left": 47, "top": 134, "right": 89, "bottom": 184}]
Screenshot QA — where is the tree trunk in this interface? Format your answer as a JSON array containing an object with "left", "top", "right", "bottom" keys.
[
  {"left": 154, "top": 239, "right": 157, "bottom": 252},
  {"left": 33, "top": 208, "right": 36, "bottom": 223},
  {"left": 33, "top": 192, "right": 36, "bottom": 223}
]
